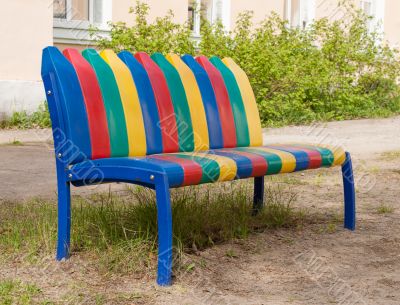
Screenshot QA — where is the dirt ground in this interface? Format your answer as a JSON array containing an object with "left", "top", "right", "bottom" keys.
[{"left": 0, "top": 117, "right": 399, "bottom": 304}]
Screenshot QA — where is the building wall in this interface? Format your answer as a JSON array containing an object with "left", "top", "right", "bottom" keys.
[
  {"left": 315, "top": 0, "right": 344, "bottom": 21},
  {"left": 0, "top": 0, "right": 53, "bottom": 117},
  {"left": 1, "top": 0, "right": 400, "bottom": 117},
  {"left": 383, "top": 0, "right": 400, "bottom": 48},
  {"left": 231, "top": 0, "right": 285, "bottom": 27}
]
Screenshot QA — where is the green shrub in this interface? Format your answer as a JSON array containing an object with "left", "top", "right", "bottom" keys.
[
  {"left": 94, "top": 1, "right": 400, "bottom": 126},
  {"left": 93, "top": 1, "right": 194, "bottom": 55}
]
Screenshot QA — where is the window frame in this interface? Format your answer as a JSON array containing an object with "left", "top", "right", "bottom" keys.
[
  {"left": 53, "top": 0, "right": 112, "bottom": 45},
  {"left": 359, "top": 0, "right": 385, "bottom": 33},
  {"left": 285, "top": 0, "right": 315, "bottom": 29},
  {"left": 190, "top": 0, "right": 231, "bottom": 37}
]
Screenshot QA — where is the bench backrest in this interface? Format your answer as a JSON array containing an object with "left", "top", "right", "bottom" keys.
[{"left": 41, "top": 47, "right": 262, "bottom": 164}]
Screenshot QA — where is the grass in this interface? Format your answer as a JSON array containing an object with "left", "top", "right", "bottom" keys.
[
  {"left": 376, "top": 203, "right": 395, "bottom": 214},
  {"left": 11, "top": 139, "right": 23, "bottom": 146},
  {"left": 0, "top": 103, "right": 51, "bottom": 129},
  {"left": 0, "top": 182, "right": 307, "bottom": 276},
  {"left": 381, "top": 150, "right": 400, "bottom": 161},
  {"left": 0, "top": 280, "right": 48, "bottom": 305}
]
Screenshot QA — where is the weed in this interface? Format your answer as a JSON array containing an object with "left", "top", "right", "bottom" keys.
[
  {"left": 0, "top": 103, "right": 51, "bottom": 129},
  {"left": 11, "top": 139, "right": 23, "bottom": 145},
  {"left": 376, "top": 204, "right": 395, "bottom": 214},
  {"left": 225, "top": 249, "right": 238, "bottom": 258},
  {"left": 0, "top": 280, "right": 44, "bottom": 305},
  {"left": 381, "top": 151, "right": 400, "bottom": 161}
]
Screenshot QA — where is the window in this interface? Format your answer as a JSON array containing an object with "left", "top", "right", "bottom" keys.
[
  {"left": 188, "top": 0, "right": 231, "bottom": 36},
  {"left": 53, "top": 0, "right": 109, "bottom": 25},
  {"left": 359, "top": 0, "right": 385, "bottom": 33},
  {"left": 53, "top": 0, "right": 112, "bottom": 44},
  {"left": 54, "top": 0, "right": 67, "bottom": 19},
  {"left": 285, "top": 0, "right": 315, "bottom": 29}
]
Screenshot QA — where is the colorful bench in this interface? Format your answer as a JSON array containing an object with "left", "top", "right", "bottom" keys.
[{"left": 41, "top": 46, "right": 356, "bottom": 286}]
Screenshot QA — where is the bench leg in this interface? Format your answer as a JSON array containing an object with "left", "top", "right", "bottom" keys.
[
  {"left": 341, "top": 152, "right": 356, "bottom": 230},
  {"left": 155, "top": 176, "right": 173, "bottom": 286},
  {"left": 56, "top": 176, "right": 71, "bottom": 260},
  {"left": 253, "top": 176, "right": 265, "bottom": 216}
]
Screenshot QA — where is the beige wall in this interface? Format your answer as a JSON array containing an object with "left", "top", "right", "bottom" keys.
[
  {"left": 315, "top": 0, "right": 343, "bottom": 21},
  {"left": 384, "top": 0, "right": 400, "bottom": 47},
  {"left": 113, "top": 0, "right": 188, "bottom": 26},
  {"left": 0, "top": 0, "right": 53, "bottom": 81},
  {"left": 231, "top": 0, "right": 284, "bottom": 26}
]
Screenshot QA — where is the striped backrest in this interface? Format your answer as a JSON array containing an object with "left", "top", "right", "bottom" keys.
[{"left": 41, "top": 47, "right": 262, "bottom": 164}]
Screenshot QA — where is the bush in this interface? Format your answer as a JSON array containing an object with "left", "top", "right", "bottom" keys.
[{"left": 94, "top": 1, "right": 400, "bottom": 126}]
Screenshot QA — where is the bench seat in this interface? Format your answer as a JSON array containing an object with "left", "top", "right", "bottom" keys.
[
  {"left": 71, "top": 144, "right": 345, "bottom": 188},
  {"left": 41, "top": 46, "right": 355, "bottom": 286}
]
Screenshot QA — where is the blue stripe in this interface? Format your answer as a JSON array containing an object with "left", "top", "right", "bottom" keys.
[
  {"left": 42, "top": 47, "right": 92, "bottom": 163},
  {"left": 265, "top": 145, "right": 310, "bottom": 171},
  {"left": 181, "top": 55, "right": 224, "bottom": 149},
  {"left": 145, "top": 157, "right": 185, "bottom": 187},
  {"left": 118, "top": 51, "right": 163, "bottom": 155},
  {"left": 211, "top": 151, "right": 253, "bottom": 179}
]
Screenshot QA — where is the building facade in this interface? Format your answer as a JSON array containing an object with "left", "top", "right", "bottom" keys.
[{"left": 0, "top": 0, "right": 397, "bottom": 117}]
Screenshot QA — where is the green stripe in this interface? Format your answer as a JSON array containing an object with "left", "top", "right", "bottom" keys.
[
  {"left": 151, "top": 53, "right": 194, "bottom": 152},
  {"left": 235, "top": 147, "right": 282, "bottom": 174},
  {"left": 172, "top": 153, "right": 220, "bottom": 183},
  {"left": 82, "top": 49, "right": 129, "bottom": 157},
  {"left": 290, "top": 144, "right": 334, "bottom": 166},
  {"left": 210, "top": 57, "right": 250, "bottom": 147}
]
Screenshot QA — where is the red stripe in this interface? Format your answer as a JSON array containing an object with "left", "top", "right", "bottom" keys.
[
  {"left": 149, "top": 155, "right": 203, "bottom": 186},
  {"left": 268, "top": 145, "right": 322, "bottom": 169},
  {"left": 63, "top": 48, "right": 111, "bottom": 159},
  {"left": 135, "top": 52, "right": 179, "bottom": 153},
  {"left": 220, "top": 149, "right": 268, "bottom": 177},
  {"left": 196, "top": 56, "right": 237, "bottom": 148}
]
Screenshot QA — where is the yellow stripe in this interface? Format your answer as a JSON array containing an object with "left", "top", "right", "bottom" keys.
[
  {"left": 184, "top": 151, "right": 237, "bottom": 182},
  {"left": 317, "top": 144, "right": 346, "bottom": 166},
  {"left": 285, "top": 143, "right": 346, "bottom": 166},
  {"left": 222, "top": 58, "right": 263, "bottom": 146},
  {"left": 251, "top": 147, "right": 297, "bottom": 173},
  {"left": 100, "top": 50, "right": 146, "bottom": 156},
  {"left": 166, "top": 53, "right": 210, "bottom": 151}
]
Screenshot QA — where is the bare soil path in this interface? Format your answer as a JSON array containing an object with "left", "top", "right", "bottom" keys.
[{"left": 0, "top": 116, "right": 399, "bottom": 200}]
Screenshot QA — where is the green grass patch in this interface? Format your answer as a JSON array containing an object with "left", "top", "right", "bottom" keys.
[
  {"left": 0, "top": 183, "right": 306, "bottom": 275},
  {"left": 376, "top": 204, "right": 395, "bottom": 214},
  {"left": 0, "top": 103, "right": 51, "bottom": 129},
  {"left": 10, "top": 139, "right": 23, "bottom": 146},
  {"left": 381, "top": 151, "right": 400, "bottom": 161},
  {"left": 0, "top": 280, "right": 47, "bottom": 305}
]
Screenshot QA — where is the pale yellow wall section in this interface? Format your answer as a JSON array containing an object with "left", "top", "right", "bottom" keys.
[
  {"left": 0, "top": 0, "right": 53, "bottom": 81},
  {"left": 222, "top": 58, "right": 263, "bottom": 147}
]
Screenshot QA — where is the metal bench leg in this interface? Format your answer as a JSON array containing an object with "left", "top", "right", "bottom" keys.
[
  {"left": 56, "top": 170, "right": 71, "bottom": 260},
  {"left": 253, "top": 176, "right": 265, "bottom": 216},
  {"left": 155, "top": 175, "right": 173, "bottom": 286},
  {"left": 341, "top": 152, "right": 356, "bottom": 230}
]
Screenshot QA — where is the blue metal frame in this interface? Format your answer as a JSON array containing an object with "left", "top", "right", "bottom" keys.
[
  {"left": 253, "top": 176, "right": 265, "bottom": 215},
  {"left": 342, "top": 152, "right": 356, "bottom": 230},
  {"left": 43, "top": 61, "right": 356, "bottom": 287}
]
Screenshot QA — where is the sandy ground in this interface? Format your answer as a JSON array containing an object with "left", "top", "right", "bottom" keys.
[
  {"left": 1, "top": 116, "right": 399, "bottom": 200},
  {"left": 0, "top": 116, "right": 399, "bottom": 304}
]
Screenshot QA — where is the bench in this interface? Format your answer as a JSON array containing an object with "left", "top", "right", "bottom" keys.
[{"left": 41, "top": 46, "right": 356, "bottom": 286}]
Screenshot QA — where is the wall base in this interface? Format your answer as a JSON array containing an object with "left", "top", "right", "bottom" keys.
[{"left": 0, "top": 80, "right": 45, "bottom": 119}]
